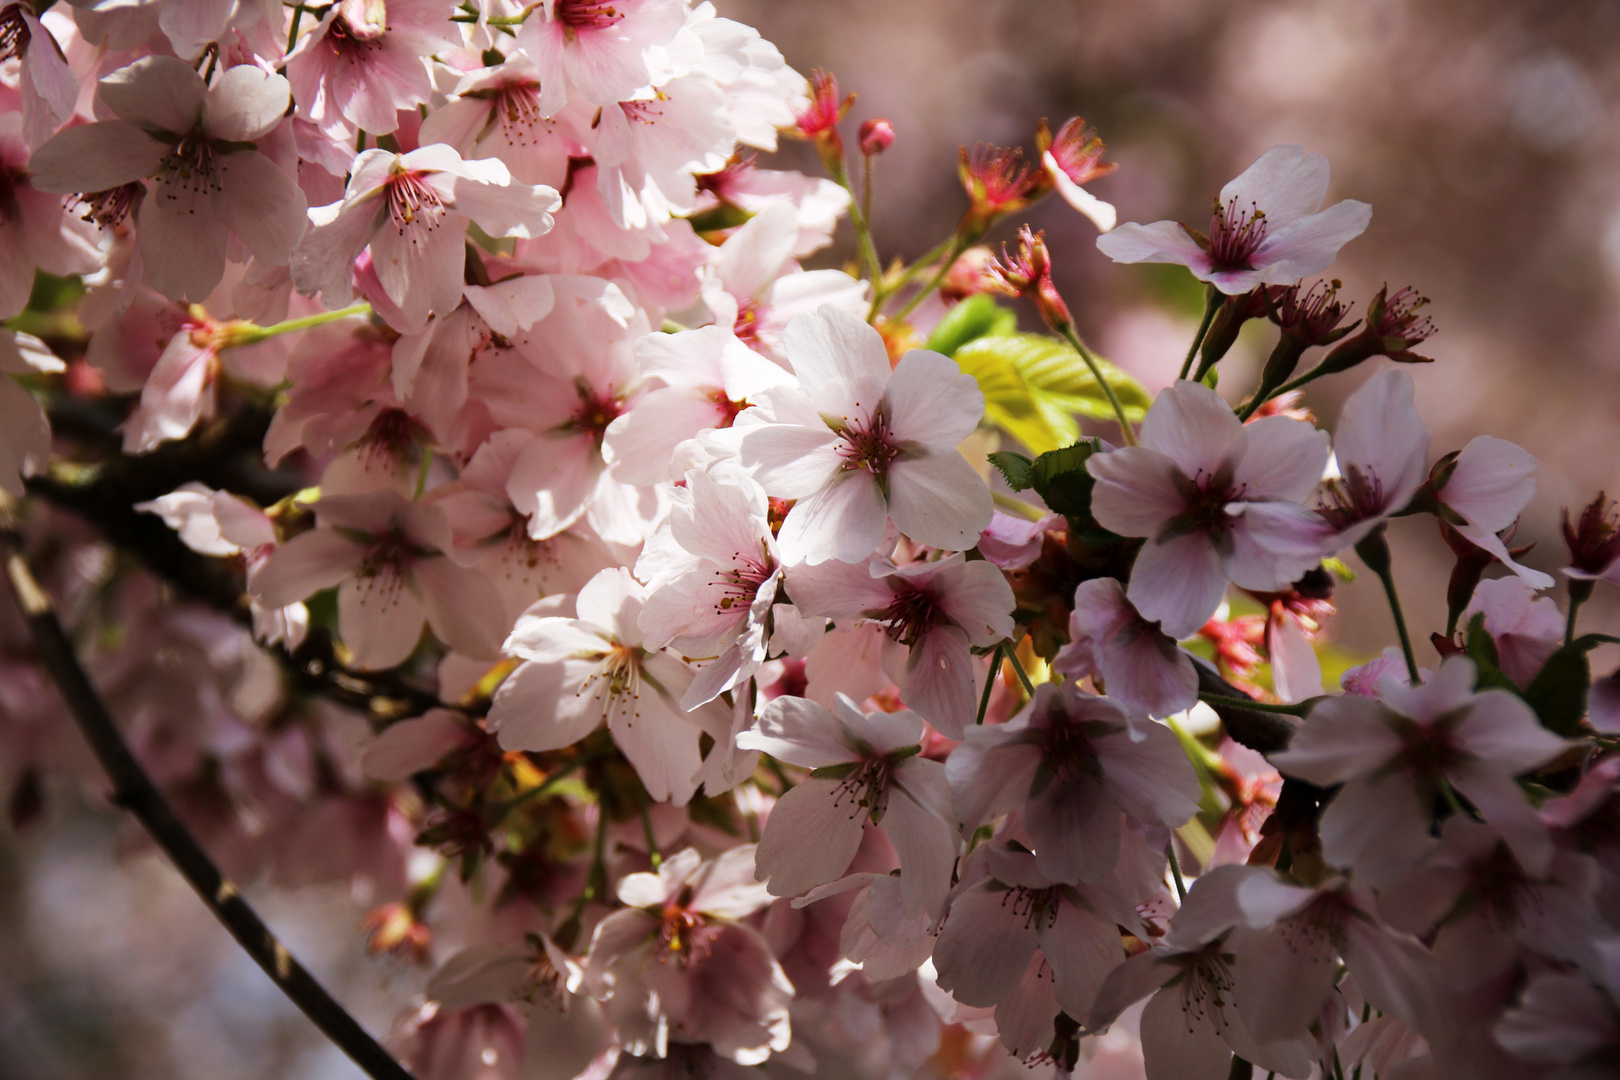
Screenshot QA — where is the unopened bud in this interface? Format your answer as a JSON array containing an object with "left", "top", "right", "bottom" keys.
[
  {"left": 858, "top": 117, "right": 894, "bottom": 156},
  {"left": 939, "top": 246, "right": 998, "bottom": 301}
]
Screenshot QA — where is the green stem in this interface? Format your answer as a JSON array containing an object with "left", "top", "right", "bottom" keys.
[
  {"left": 493, "top": 755, "right": 586, "bottom": 815},
  {"left": 1567, "top": 578, "right": 1595, "bottom": 646},
  {"left": 1198, "top": 692, "right": 1310, "bottom": 717},
  {"left": 1167, "top": 841, "right": 1188, "bottom": 902},
  {"left": 1003, "top": 641, "right": 1037, "bottom": 697},
  {"left": 1058, "top": 324, "right": 1137, "bottom": 447},
  {"left": 975, "top": 643, "right": 1003, "bottom": 725},
  {"left": 890, "top": 236, "right": 965, "bottom": 323},
  {"left": 1375, "top": 562, "right": 1420, "bottom": 684},
  {"left": 233, "top": 302, "right": 372, "bottom": 346},
  {"left": 870, "top": 234, "right": 956, "bottom": 320},
  {"left": 1267, "top": 363, "right": 1332, "bottom": 400},
  {"left": 636, "top": 782, "right": 662, "bottom": 868},
  {"left": 828, "top": 157, "right": 883, "bottom": 287},
  {"left": 1178, "top": 284, "right": 1222, "bottom": 382}
]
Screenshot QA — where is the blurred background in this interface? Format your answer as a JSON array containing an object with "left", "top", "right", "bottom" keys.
[{"left": 5, "top": 0, "right": 1619, "bottom": 1076}]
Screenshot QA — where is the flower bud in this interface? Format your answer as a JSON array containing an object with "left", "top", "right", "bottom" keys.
[
  {"left": 857, "top": 117, "right": 894, "bottom": 156},
  {"left": 939, "top": 245, "right": 999, "bottom": 301}
]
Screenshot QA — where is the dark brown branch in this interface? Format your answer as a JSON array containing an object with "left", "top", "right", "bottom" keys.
[
  {"left": 0, "top": 493, "right": 418, "bottom": 1080},
  {"left": 1192, "top": 659, "right": 1299, "bottom": 755}
]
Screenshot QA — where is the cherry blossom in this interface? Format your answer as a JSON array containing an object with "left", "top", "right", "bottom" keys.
[
  {"left": 945, "top": 682, "right": 1200, "bottom": 884},
  {"left": 291, "top": 144, "right": 560, "bottom": 328},
  {"left": 0, "top": 113, "right": 102, "bottom": 319},
  {"left": 738, "top": 306, "right": 992, "bottom": 563},
  {"left": 1460, "top": 576, "right": 1563, "bottom": 687},
  {"left": 1436, "top": 435, "right": 1554, "bottom": 588},
  {"left": 250, "top": 489, "right": 506, "bottom": 670},
  {"left": 1038, "top": 116, "right": 1117, "bottom": 232},
  {"left": 517, "top": 0, "right": 689, "bottom": 117},
  {"left": 0, "top": 1, "right": 76, "bottom": 148},
  {"left": 1086, "top": 380, "right": 1332, "bottom": 639},
  {"left": 0, "top": 330, "right": 61, "bottom": 497},
  {"left": 1052, "top": 577, "right": 1198, "bottom": 721},
  {"left": 1315, "top": 368, "right": 1430, "bottom": 547},
  {"left": 1270, "top": 655, "right": 1570, "bottom": 886},
  {"left": 736, "top": 694, "right": 957, "bottom": 917},
  {"left": 1097, "top": 144, "right": 1371, "bottom": 294},
  {"left": 29, "top": 57, "right": 307, "bottom": 302},
  {"left": 788, "top": 552, "right": 1014, "bottom": 738}
]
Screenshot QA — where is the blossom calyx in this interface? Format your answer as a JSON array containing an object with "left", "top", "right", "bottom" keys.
[
  {"left": 1318, "top": 284, "right": 1436, "bottom": 375},
  {"left": 986, "top": 225, "right": 1071, "bottom": 333},
  {"left": 957, "top": 142, "right": 1037, "bottom": 242}
]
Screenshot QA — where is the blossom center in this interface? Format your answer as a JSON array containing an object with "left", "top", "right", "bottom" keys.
[
  {"left": 1001, "top": 884, "right": 1060, "bottom": 930},
  {"left": 1170, "top": 464, "right": 1246, "bottom": 536},
  {"left": 830, "top": 757, "right": 893, "bottom": 823},
  {"left": 875, "top": 586, "right": 940, "bottom": 647},
  {"left": 1206, "top": 196, "right": 1268, "bottom": 272},
  {"left": 386, "top": 169, "right": 449, "bottom": 241},
  {"left": 833, "top": 408, "right": 900, "bottom": 479},
  {"left": 1318, "top": 465, "right": 1387, "bottom": 530},
  {"left": 72, "top": 184, "right": 141, "bottom": 229},
  {"left": 555, "top": 0, "right": 624, "bottom": 30},
  {"left": 567, "top": 383, "right": 624, "bottom": 445},
  {"left": 709, "top": 551, "right": 773, "bottom": 615},
  {"left": 156, "top": 132, "right": 224, "bottom": 201},
  {"left": 492, "top": 81, "right": 547, "bottom": 144},
  {"left": 0, "top": 7, "right": 29, "bottom": 63}
]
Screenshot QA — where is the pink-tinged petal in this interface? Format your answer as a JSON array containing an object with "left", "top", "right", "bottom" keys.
[
  {"left": 369, "top": 208, "right": 467, "bottom": 317},
  {"left": 803, "top": 623, "right": 892, "bottom": 709},
  {"left": 1445, "top": 757, "right": 1554, "bottom": 878},
  {"left": 414, "top": 558, "right": 507, "bottom": 661},
  {"left": 1046, "top": 153, "right": 1117, "bottom": 231},
  {"left": 1455, "top": 689, "right": 1568, "bottom": 772},
  {"left": 883, "top": 762, "right": 957, "bottom": 917},
  {"left": 1087, "top": 446, "right": 1190, "bottom": 538},
  {"left": 884, "top": 349, "right": 985, "bottom": 448},
  {"left": 1223, "top": 500, "right": 1334, "bottom": 593},
  {"left": 947, "top": 727, "right": 1043, "bottom": 832},
  {"left": 1494, "top": 975, "right": 1619, "bottom": 1065},
  {"left": 885, "top": 449, "right": 994, "bottom": 553},
  {"left": 753, "top": 776, "right": 866, "bottom": 896},
  {"left": 1439, "top": 436, "right": 1539, "bottom": 534},
  {"left": 138, "top": 193, "right": 228, "bottom": 303},
  {"left": 1377, "top": 653, "right": 1477, "bottom": 720},
  {"left": 1095, "top": 219, "right": 1209, "bottom": 268},
  {"left": 100, "top": 55, "right": 206, "bottom": 132},
  {"left": 1127, "top": 530, "right": 1228, "bottom": 641},
  {"left": 523, "top": 991, "right": 612, "bottom": 1080},
  {"left": 993, "top": 951, "right": 1062, "bottom": 1060},
  {"left": 338, "top": 572, "right": 427, "bottom": 670},
  {"left": 740, "top": 423, "right": 842, "bottom": 499},
  {"left": 780, "top": 305, "right": 890, "bottom": 409},
  {"left": 1102, "top": 619, "right": 1199, "bottom": 720},
  {"left": 1165, "top": 865, "right": 1256, "bottom": 946},
  {"left": 1221, "top": 146, "right": 1329, "bottom": 224},
  {"left": 1318, "top": 774, "right": 1436, "bottom": 889},
  {"left": 26, "top": 121, "right": 168, "bottom": 193},
  {"left": 936, "top": 560, "right": 1017, "bottom": 647},
  {"left": 1450, "top": 522, "right": 1555, "bottom": 589},
  {"left": 1041, "top": 900, "right": 1126, "bottom": 1020},
  {"left": 203, "top": 66, "right": 291, "bottom": 142},
  {"left": 360, "top": 709, "right": 467, "bottom": 781},
  {"left": 775, "top": 471, "right": 887, "bottom": 565},
  {"left": 1590, "top": 671, "right": 1620, "bottom": 735},
  {"left": 786, "top": 557, "right": 894, "bottom": 619},
  {"left": 136, "top": 488, "right": 239, "bottom": 556},
  {"left": 605, "top": 666, "right": 705, "bottom": 806},
  {"left": 978, "top": 510, "right": 1061, "bottom": 569},
  {"left": 1342, "top": 917, "right": 1445, "bottom": 1036},
  {"left": 290, "top": 197, "right": 382, "bottom": 306},
  {"left": 932, "top": 885, "right": 1041, "bottom": 1006},
  {"left": 1100, "top": 721, "right": 1202, "bottom": 830},
  {"left": 1222, "top": 1012, "right": 1314, "bottom": 1080},
  {"left": 896, "top": 627, "right": 978, "bottom": 739},
  {"left": 1253, "top": 199, "right": 1373, "bottom": 284},
  {"left": 1334, "top": 369, "right": 1430, "bottom": 511},
  {"left": 427, "top": 944, "right": 533, "bottom": 1009},
  {"left": 1139, "top": 986, "right": 1231, "bottom": 1080},
  {"left": 1139, "top": 381, "right": 1247, "bottom": 480},
  {"left": 465, "top": 275, "right": 556, "bottom": 338},
  {"left": 507, "top": 433, "right": 600, "bottom": 541},
  {"left": 1229, "top": 924, "right": 1336, "bottom": 1044},
  {"left": 1090, "top": 950, "right": 1177, "bottom": 1031},
  {"left": 447, "top": 169, "right": 560, "bottom": 239},
  {"left": 1027, "top": 775, "right": 1119, "bottom": 884},
  {"left": 213, "top": 151, "right": 308, "bottom": 266},
  {"left": 1268, "top": 694, "right": 1399, "bottom": 784},
  {"left": 736, "top": 695, "right": 853, "bottom": 768},
  {"left": 1236, "top": 416, "right": 1331, "bottom": 503},
  {"left": 1268, "top": 612, "right": 1324, "bottom": 704},
  {"left": 716, "top": 200, "right": 798, "bottom": 298},
  {"left": 487, "top": 658, "right": 605, "bottom": 751},
  {"left": 0, "top": 376, "right": 50, "bottom": 497},
  {"left": 249, "top": 528, "right": 364, "bottom": 607}
]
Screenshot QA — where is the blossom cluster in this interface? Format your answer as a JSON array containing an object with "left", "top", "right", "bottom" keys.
[{"left": 1, "top": 3, "right": 1618, "bottom": 1080}]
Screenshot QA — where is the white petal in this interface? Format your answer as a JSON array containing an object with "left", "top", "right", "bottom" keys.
[
  {"left": 752, "top": 776, "right": 867, "bottom": 897},
  {"left": 1095, "top": 219, "right": 1208, "bottom": 268},
  {"left": 884, "top": 349, "right": 986, "bottom": 448},
  {"left": 885, "top": 449, "right": 994, "bottom": 553},
  {"left": 1236, "top": 416, "right": 1331, "bottom": 504},
  {"left": 203, "top": 66, "right": 291, "bottom": 142},
  {"left": 736, "top": 695, "right": 853, "bottom": 769},
  {"left": 781, "top": 305, "right": 890, "bottom": 409},
  {"left": 213, "top": 151, "right": 308, "bottom": 266},
  {"left": 1126, "top": 530, "right": 1228, "bottom": 641},
  {"left": 338, "top": 572, "right": 427, "bottom": 670},
  {"left": 1139, "top": 381, "right": 1247, "bottom": 480},
  {"left": 249, "top": 528, "right": 363, "bottom": 607},
  {"left": 1087, "top": 446, "right": 1190, "bottom": 538},
  {"left": 775, "top": 471, "right": 887, "bottom": 565},
  {"left": 1253, "top": 199, "right": 1373, "bottom": 283},
  {"left": 487, "top": 658, "right": 605, "bottom": 751},
  {"left": 26, "top": 121, "right": 168, "bottom": 193}
]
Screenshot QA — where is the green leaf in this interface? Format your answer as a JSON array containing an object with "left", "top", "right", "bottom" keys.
[
  {"left": 1522, "top": 633, "right": 1620, "bottom": 736},
  {"left": 925, "top": 294, "right": 1018, "bottom": 357},
  {"left": 988, "top": 451, "right": 1035, "bottom": 491},
  {"left": 1464, "top": 614, "right": 1518, "bottom": 694},
  {"left": 953, "top": 333, "right": 1151, "bottom": 454},
  {"left": 1030, "top": 441, "right": 1101, "bottom": 518}
]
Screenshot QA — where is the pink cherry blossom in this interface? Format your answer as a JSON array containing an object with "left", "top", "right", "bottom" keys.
[
  {"left": 1040, "top": 117, "right": 1116, "bottom": 232},
  {"left": 637, "top": 470, "right": 784, "bottom": 708},
  {"left": 945, "top": 682, "right": 1200, "bottom": 884},
  {"left": 0, "top": 113, "right": 101, "bottom": 319},
  {"left": 0, "top": 330, "right": 62, "bottom": 496},
  {"left": 736, "top": 694, "right": 957, "bottom": 918},
  {"left": 250, "top": 489, "right": 507, "bottom": 670},
  {"left": 516, "top": 0, "right": 688, "bottom": 118},
  {"left": 583, "top": 845, "right": 792, "bottom": 1065},
  {"left": 417, "top": 57, "right": 576, "bottom": 188},
  {"left": 787, "top": 552, "right": 1014, "bottom": 738},
  {"left": 1053, "top": 577, "right": 1198, "bottom": 721},
  {"left": 291, "top": 144, "right": 560, "bottom": 326},
  {"left": 1437, "top": 435, "right": 1554, "bottom": 588},
  {"left": 1087, "top": 380, "right": 1332, "bottom": 639},
  {"left": 739, "top": 306, "right": 992, "bottom": 563},
  {"left": 1270, "top": 655, "right": 1570, "bottom": 887},
  {"left": 693, "top": 154, "right": 849, "bottom": 258},
  {"left": 284, "top": 0, "right": 461, "bottom": 138},
  {"left": 1461, "top": 576, "right": 1563, "bottom": 687},
  {"left": 1315, "top": 368, "right": 1430, "bottom": 547},
  {"left": 29, "top": 57, "right": 307, "bottom": 303},
  {"left": 1097, "top": 144, "right": 1371, "bottom": 294},
  {"left": 486, "top": 567, "right": 727, "bottom": 805},
  {"left": 594, "top": 74, "right": 735, "bottom": 228},
  {"left": 0, "top": 2, "right": 76, "bottom": 148}
]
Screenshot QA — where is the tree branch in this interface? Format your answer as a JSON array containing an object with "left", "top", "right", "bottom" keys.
[
  {"left": 0, "top": 491, "right": 419, "bottom": 1080},
  {"left": 1191, "top": 658, "right": 1300, "bottom": 755}
]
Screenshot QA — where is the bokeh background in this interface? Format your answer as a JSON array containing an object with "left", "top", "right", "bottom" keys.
[{"left": 5, "top": 0, "right": 1619, "bottom": 1077}]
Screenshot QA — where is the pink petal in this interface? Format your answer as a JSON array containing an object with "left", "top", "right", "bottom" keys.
[
  {"left": 250, "top": 528, "right": 363, "bottom": 607},
  {"left": 1223, "top": 500, "right": 1333, "bottom": 593},
  {"left": 1317, "top": 774, "right": 1436, "bottom": 890},
  {"left": 26, "top": 120, "right": 168, "bottom": 193},
  {"left": 1140, "top": 986, "right": 1231, "bottom": 1080},
  {"left": 1445, "top": 756, "right": 1554, "bottom": 879},
  {"left": 202, "top": 66, "right": 291, "bottom": 142},
  {"left": 896, "top": 625, "right": 977, "bottom": 740},
  {"left": 1126, "top": 529, "right": 1228, "bottom": 641},
  {"left": 883, "top": 761, "right": 957, "bottom": 917},
  {"left": 1236, "top": 415, "right": 1331, "bottom": 503},
  {"left": 360, "top": 709, "right": 467, "bottom": 781},
  {"left": 780, "top": 306, "right": 890, "bottom": 413},
  {"left": 338, "top": 571, "right": 427, "bottom": 670},
  {"left": 213, "top": 151, "right": 308, "bottom": 266},
  {"left": 736, "top": 695, "right": 853, "bottom": 769},
  {"left": 1253, "top": 199, "right": 1373, "bottom": 283},
  {"left": 884, "top": 349, "right": 985, "bottom": 448},
  {"left": 1099, "top": 720, "right": 1202, "bottom": 830},
  {"left": 1026, "top": 774, "right": 1119, "bottom": 883},
  {"left": 752, "top": 776, "right": 867, "bottom": 897},
  {"left": 1268, "top": 611, "right": 1325, "bottom": 703},
  {"left": 1333, "top": 368, "right": 1430, "bottom": 513},
  {"left": 936, "top": 560, "right": 1017, "bottom": 647},
  {"left": 1439, "top": 436, "right": 1539, "bottom": 534},
  {"left": 100, "top": 56, "right": 206, "bottom": 132},
  {"left": 415, "top": 558, "right": 507, "bottom": 661},
  {"left": 884, "top": 449, "right": 994, "bottom": 553},
  {"left": 1095, "top": 219, "right": 1209, "bottom": 268},
  {"left": 774, "top": 471, "right": 887, "bottom": 565},
  {"left": 1220, "top": 145, "right": 1330, "bottom": 224},
  {"left": 946, "top": 727, "right": 1043, "bottom": 832},
  {"left": 1087, "top": 446, "right": 1191, "bottom": 538},
  {"left": 1268, "top": 694, "right": 1399, "bottom": 784},
  {"left": 932, "top": 885, "right": 1041, "bottom": 1006},
  {"left": 740, "top": 423, "right": 842, "bottom": 500},
  {"left": 1455, "top": 689, "right": 1568, "bottom": 772},
  {"left": 1139, "top": 381, "right": 1248, "bottom": 480},
  {"left": 488, "top": 657, "right": 606, "bottom": 751},
  {"left": 137, "top": 190, "right": 229, "bottom": 303}
]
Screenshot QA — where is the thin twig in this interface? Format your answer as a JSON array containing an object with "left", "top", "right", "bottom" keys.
[{"left": 0, "top": 493, "right": 418, "bottom": 1080}]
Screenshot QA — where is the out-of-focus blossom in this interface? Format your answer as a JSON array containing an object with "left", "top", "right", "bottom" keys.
[{"left": 1436, "top": 435, "right": 1554, "bottom": 589}]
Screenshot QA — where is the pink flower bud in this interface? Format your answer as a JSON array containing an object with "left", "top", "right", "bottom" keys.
[{"left": 858, "top": 117, "right": 894, "bottom": 155}]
